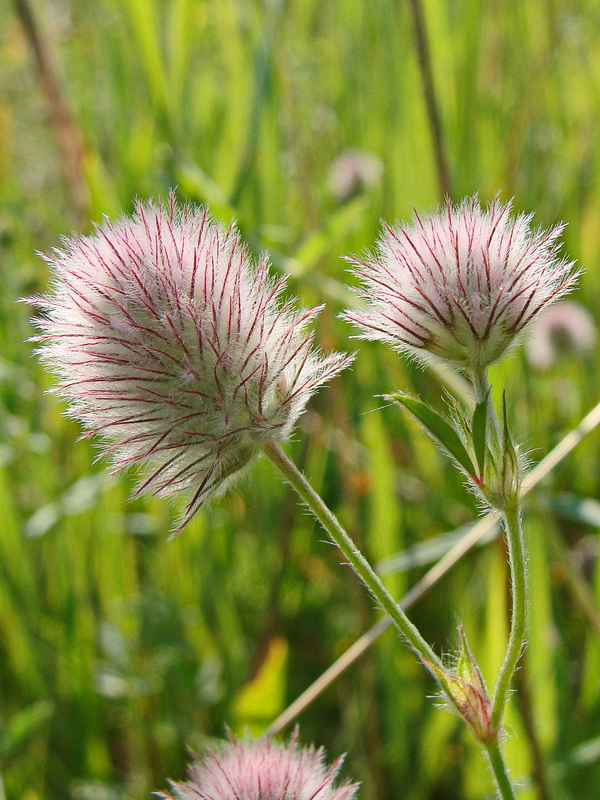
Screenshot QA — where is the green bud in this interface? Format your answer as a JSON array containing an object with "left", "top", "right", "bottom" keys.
[{"left": 426, "top": 627, "right": 496, "bottom": 744}]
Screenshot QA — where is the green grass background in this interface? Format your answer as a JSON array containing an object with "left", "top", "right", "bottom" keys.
[{"left": 2, "top": 0, "right": 600, "bottom": 798}]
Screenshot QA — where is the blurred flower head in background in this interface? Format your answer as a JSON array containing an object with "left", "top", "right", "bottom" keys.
[
  {"left": 344, "top": 196, "right": 578, "bottom": 375},
  {"left": 327, "top": 149, "right": 383, "bottom": 203},
  {"left": 30, "top": 195, "right": 351, "bottom": 532},
  {"left": 525, "top": 300, "right": 596, "bottom": 370},
  {"left": 159, "top": 731, "right": 360, "bottom": 800}
]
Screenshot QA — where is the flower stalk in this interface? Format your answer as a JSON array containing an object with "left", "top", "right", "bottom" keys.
[
  {"left": 471, "top": 379, "right": 528, "bottom": 736},
  {"left": 263, "top": 440, "right": 445, "bottom": 673},
  {"left": 266, "top": 426, "right": 524, "bottom": 799},
  {"left": 485, "top": 737, "right": 517, "bottom": 800},
  {"left": 491, "top": 497, "right": 528, "bottom": 732}
]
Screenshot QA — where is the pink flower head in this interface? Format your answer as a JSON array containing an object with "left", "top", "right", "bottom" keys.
[
  {"left": 31, "top": 196, "right": 351, "bottom": 532},
  {"left": 159, "top": 732, "right": 359, "bottom": 800},
  {"left": 525, "top": 300, "right": 596, "bottom": 370},
  {"left": 344, "top": 196, "right": 578, "bottom": 374},
  {"left": 327, "top": 150, "right": 383, "bottom": 203}
]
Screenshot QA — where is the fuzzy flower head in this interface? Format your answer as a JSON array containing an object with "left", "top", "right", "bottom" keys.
[
  {"left": 525, "top": 300, "right": 596, "bottom": 370},
  {"left": 31, "top": 196, "right": 350, "bottom": 532},
  {"left": 344, "top": 196, "right": 578, "bottom": 375},
  {"left": 327, "top": 149, "right": 383, "bottom": 203},
  {"left": 159, "top": 732, "right": 359, "bottom": 800}
]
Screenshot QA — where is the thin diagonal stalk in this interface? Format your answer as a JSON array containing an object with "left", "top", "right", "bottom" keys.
[
  {"left": 406, "top": 0, "right": 452, "bottom": 197},
  {"left": 263, "top": 440, "right": 444, "bottom": 673},
  {"left": 12, "top": 0, "right": 88, "bottom": 218},
  {"left": 265, "top": 439, "right": 518, "bottom": 798},
  {"left": 266, "top": 516, "right": 497, "bottom": 736}
]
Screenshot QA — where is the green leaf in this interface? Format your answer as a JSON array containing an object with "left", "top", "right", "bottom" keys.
[
  {"left": 387, "top": 393, "right": 476, "bottom": 477},
  {"left": 456, "top": 626, "right": 488, "bottom": 697},
  {"left": 472, "top": 394, "right": 489, "bottom": 476},
  {"left": 232, "top": 637, "right": 288, "bottom": 734},
  {"left": 501, "top": 392, "right": 511, "bottom": 445}
]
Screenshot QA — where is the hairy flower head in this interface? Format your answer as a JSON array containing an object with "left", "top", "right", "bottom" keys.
[
  {"left": 525, "top": 300, "right": 596, "bottom": 370},
  {"left": 344, "top": 196, "right": 578, "bottom": 374},
  {"left": 327, "top": 149, "right": 383, "bottom": 203},
  {"left": 158, "top": 732, "right": 359, "bottom": 800},
  {"left": 31, "top": 196, "right": 350, "bottom": 532}
]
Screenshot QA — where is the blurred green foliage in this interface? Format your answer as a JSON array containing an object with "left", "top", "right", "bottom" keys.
[{"left": 2, "top": 0, "right": 600, "bottom": 798}]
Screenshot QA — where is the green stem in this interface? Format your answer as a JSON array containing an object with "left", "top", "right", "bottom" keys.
[
  {"left": 471, "top": 367, "right": 528, "bottom": 734},
  {"left": 491, "top": 498, "right": 528, "bottom": 732},
  {"left": 472, "top": 367, "right": 491, "bottom": 404},
  {"left": 264, "top": 441, "right": 444, "bottom": 672},
  {"left": 472, "top": 367, "right": 501, "bottom": 451},
  {"left": 485, "top": 737, "right": 517, "bottom": 800}
]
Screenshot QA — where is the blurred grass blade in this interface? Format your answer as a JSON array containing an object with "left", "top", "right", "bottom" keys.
[
  {"left": 232, "top": 637, "right": 288, "bottom": 734},
  {"left": 291, "top": 197, "right": 368, "bottom": 274},
  {"left": 0, "top": 701, "right": 52, "bottom": 760},
  {"left": 376, "top": 522, "right": 498, "bottom": 575},
  {"left": 175, "top": 161, "right": 235, "bottom": 222},
  {"left": 117, "top": 0, "right": 170, "bottom": 119},
  {"left": 569, "top": 735, "right": 600, "bottom": 767},
  {"left": 167, "top": 0, "right": 193, "bottom": 115}
]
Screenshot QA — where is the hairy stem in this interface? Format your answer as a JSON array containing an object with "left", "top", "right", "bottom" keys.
[
  {"left": 472, "top": 367, "right": 528, "bottom": 733},
  {"left": 264, "top": 440, "right": 444, "bottom": 672},
  {"left": 485, "top": 737, "right": 517, "bottom": 800},
  {"left": 472, "top": 368, "right": 491, "bottom": 405},
  {"left": 492, "top": 498, "right": 528, "bottom": 731},
  {"left": 472, "top": 367, "right": 502, "bottom": 451},
  {"left": 266, "top": 400, "right": 600, "bottom": 742}
]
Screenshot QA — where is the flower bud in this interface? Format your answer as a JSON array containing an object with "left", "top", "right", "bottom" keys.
[
  {"left": 428, "top": 627, "right": 496, "bottom": 744},
  {"left": 476, "top": 394, "right": 523, "bottom": 511}
]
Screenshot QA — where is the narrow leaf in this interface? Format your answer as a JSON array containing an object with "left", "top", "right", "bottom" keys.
[
  {"left": 387, "top": 393, "right": 476, "bottom": 476},
  {"left": 472, "top": 394, "right": 489, "bottom": 476},
  {"left": 501, "top": 391, "right": 512, "bottom": 447}
]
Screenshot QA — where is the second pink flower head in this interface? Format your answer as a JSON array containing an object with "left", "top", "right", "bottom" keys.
[{"left": 344, "top": 196, "right": 578, "bottom": 375}]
